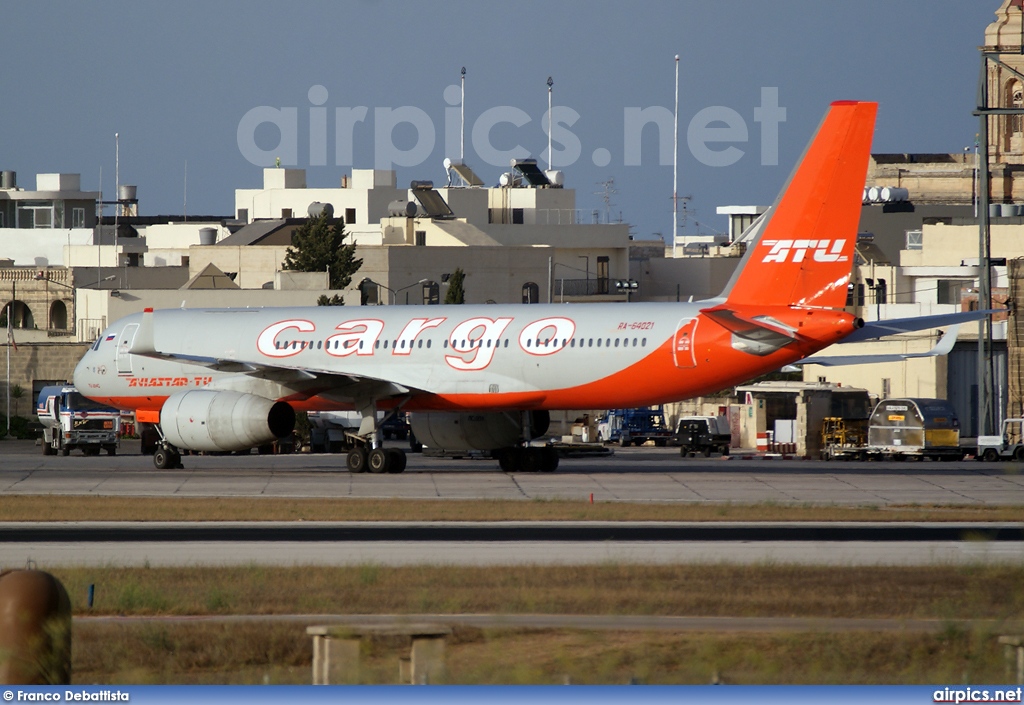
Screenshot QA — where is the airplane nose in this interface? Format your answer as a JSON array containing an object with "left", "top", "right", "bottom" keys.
[{"left": 72, "top": 350, "right": 91, "bottom": 389}]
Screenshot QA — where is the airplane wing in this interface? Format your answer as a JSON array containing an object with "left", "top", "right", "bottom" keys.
[
  {"left": 839, "top": 310, "right": 996, "bottom": 343},
  {"left": 792, "top": 325, "right": 960, "bottom": 367}
]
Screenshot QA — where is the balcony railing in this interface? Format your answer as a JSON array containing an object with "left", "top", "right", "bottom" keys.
[{"left": 552, "top": 278, "right": 610, "bottom": 297}]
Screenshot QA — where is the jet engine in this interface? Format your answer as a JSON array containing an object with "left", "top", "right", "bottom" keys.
[
  {"left": 160, "top": 390, "right": 295, "bottom": 452},
  {"left": 409, "top": 410, "right": 549, "bottom": 451}
]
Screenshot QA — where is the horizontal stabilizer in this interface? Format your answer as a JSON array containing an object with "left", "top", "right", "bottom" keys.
[
  {"left": 793, "top": 325, "right": 960, "bottom": 367},
  {"left": 839, "top": 310, "right": 997, "bottom": 343}
]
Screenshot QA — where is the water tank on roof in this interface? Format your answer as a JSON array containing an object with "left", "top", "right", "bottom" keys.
[
  {"left": 198, "top": 227, "right": 217, "bottom": 246},
  {"left": 388, "top": 200, "right": 418, "bottom": 218},
  {"left": 544, "top": 170, "right": 564, "bottom": 187},
  {"left": 118, "top": 184, "right": 137, "bottom": 201},
  {"left": 1, "top": 171, "right": 15, "bottom": 189},
  {"left": 867, "top": 186, "right": 882, "bottom": 202},
  {"left": 307, "top": 202, "right": 334, "bottom": 218},
  {"left": 880, "top": 187, "right": 908, "bottom": 202}
]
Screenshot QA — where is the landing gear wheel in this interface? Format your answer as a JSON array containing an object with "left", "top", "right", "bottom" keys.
[
  {"left": 154, "top": 448, "right": 173, "bottom": 470},
  {"left": 347, "top": 447, "right": 368, "bottom": 473},
  {"left": 520, "top": 449, "right": 542, "bottom": 473},
  {"left": 539, "top": 446, "right": 559, "bottom": 472},
  {"left": 368, "top": 448, "right": 390, "bottom": 474},
  {"left": 386, "top": 448, "right": 407, "bottom": 474},
  {"left": 497, "top": 447, "right": 521, "bottom": 472}
]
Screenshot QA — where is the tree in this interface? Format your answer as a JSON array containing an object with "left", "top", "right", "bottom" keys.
[
  {"left": 444, "top": 268, "right": 466, "bottom": 304},
  {"left": 10, "top": 385, "right": 23, "bottom": 417},
  {"left": 283, "top": 212, "right": 362, "bottom": 295},
  {"left": 317, "top": 294, "right": 345, "bottom": 306}
]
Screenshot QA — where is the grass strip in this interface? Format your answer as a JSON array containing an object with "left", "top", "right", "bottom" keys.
[
  {"left": 52, "top": 564, "right": 1024, "bottom": 620},
  {"left": 71, "top": 623, "right": 1014, "bottom": 685},
  {"left": 2, "top": 495, "right": 1024, "bottom": 522}
]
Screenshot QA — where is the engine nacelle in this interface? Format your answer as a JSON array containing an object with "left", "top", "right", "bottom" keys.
[
  {"left": 160, "top": 390, "right": 295, "bottom": 452},
  {"left": 409, "top": 410, "right": 549, "bottom": 451}
]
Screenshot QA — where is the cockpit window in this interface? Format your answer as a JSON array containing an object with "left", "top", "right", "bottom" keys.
[{"left": 92, "top": 337, "right": 102, "bottom": 351}]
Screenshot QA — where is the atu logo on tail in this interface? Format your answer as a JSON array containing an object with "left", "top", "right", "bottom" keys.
[{"left": 761, "top": 239, "right": 848, "bottom": 264}]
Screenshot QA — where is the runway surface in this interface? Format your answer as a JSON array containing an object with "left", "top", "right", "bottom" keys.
[
  {"left": 2, "top": 521, "right": 1023, "bottom": 568},
  {"left": 3, "top": 442, "right": 1023, "bottom": 567},
  {"left": 3, "top": 443, "right": 1024, "bottom": 505}
]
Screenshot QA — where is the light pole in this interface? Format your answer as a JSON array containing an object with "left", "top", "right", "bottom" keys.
[
  {"left": 460, "top": 67, "right": 466, "bottom": 163},
  {"left": 546, "top": 76, "right": 554, "bottom": 172},
  {"left": 361, "top": 278, "right": 428, "bottom": 305},
  {"left": 396, "top": 278, "right": 429, "bottom": 305}
]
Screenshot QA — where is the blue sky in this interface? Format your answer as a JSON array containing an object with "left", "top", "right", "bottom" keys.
[{"left": 1, "top": 1, "right": 998, "bottom": 242}]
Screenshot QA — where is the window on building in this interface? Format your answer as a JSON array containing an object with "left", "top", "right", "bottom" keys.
[
  {"left": 522, "top": 282, "right": 540, "bottom": 304},
  {"left": 1012, "top": 81, "right": 1023, "bottom": 136},
  {"left": 906, "top": 230, "right": 923, "bottom": 250},
  {"left": 415, "top": 230, "right": 426, "bottom": 246},
  {"left": 345, "top": 208, "right": 356, "bottom": 224},
  {"left": 881, "top": 378, "right": 891, "bottom": 399},
  {"left": 237, "top": 208, "right": 248, "bottom": 222},
  {"left": 281, "top": 208, "right": 292, "bottom": 219},
  {"left": 422, "top": 281, "right": 439, "bottom": 305},
  {"left": 875, "top": 278, "right": 887, "bottom": 305},
  {"left": 937, "top": 280, "right": 964, "bottom": 305},
  {"left": 596, "top": 256, "right": 610, "bottom": 294},
  {"left": 512, "top": 208, "right": 524, "bottom": 224},
  {"left": 72, "top": 207, "right": 85, "bottom": 228},
  {"left": 360, "top": 280, "right": 379, "bottom": 306}
]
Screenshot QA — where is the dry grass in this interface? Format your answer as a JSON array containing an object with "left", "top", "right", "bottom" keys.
[
  {"left": 52, "top": 564, "right": 1024, "bottom": 620},
  {"left": 2, "top": 495, "right": 1023, "bottom": 522},
  {"left": 71, "top": 622, "right": 1013, "bottom": 685}
]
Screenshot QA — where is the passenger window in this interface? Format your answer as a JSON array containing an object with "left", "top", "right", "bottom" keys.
[
  {"left": 633, "top": 338, "right": 638, "bottom": 347},
  {"left": 642, "top": 338, "right": 647, "bottom": 347},
  {"left": 383, "top": 340, "right": 389, "bottom": 349},
  {"left": 614, "top": 339, "right": 619, "bottom": 347},
  {"left": 427, "top": 340, "right": 432, "bottom": 348}
]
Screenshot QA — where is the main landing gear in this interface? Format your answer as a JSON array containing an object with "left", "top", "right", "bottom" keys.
[
  {"left": 494, "top": 445, "right": 559, "bottom": 473},
  {"left": 346, "top": 443, "right": 407, "bottom": 474},
  {"left": 344, "top": 402, "right": 408, "bottom": 474}
]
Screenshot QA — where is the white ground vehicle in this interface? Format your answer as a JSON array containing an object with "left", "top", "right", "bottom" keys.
[{"left": 977, "top": 418, "right": 1024, "bottom": 462}]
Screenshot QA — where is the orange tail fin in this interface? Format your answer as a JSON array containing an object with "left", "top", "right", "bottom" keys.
[{"left": 720, "top": 101, "right": 877, "bottom": 309}]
